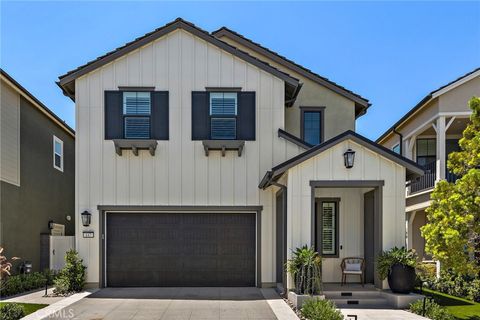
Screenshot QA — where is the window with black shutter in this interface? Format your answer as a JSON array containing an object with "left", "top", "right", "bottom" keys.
[
  {"left": 105, "top": 90, "right": 168, "bottom": 156},
  {"left": 192, "top": 91, "right": 255, "bottom": 141}
]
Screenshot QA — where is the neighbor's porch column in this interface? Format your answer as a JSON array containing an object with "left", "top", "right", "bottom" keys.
[{"left": 436, "top": 116, "right": 446, "bottom": 181}]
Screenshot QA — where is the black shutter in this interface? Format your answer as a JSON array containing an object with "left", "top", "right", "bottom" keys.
[
  {"left": 151, "top": 91, "right": 169, "bottom": 140},
  {"left": 105, "top": 91, "right": 123, "bottom": 139},
  {"left": 191, "top": 91, "right": 210, "bottom": 140},
  {"left": 237, "top": 92, "right": 256, "bottom": 140}
]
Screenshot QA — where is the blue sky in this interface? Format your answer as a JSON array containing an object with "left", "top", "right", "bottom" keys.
[{"left": 1, "top": 1, "right": 479, "bottom": 140}]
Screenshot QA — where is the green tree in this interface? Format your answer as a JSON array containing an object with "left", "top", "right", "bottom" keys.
[{"left": 421, "top": 96, "right": 480, "bottom": 276}]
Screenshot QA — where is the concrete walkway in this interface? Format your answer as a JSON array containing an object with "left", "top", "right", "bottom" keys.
[
  {"left": 340, "top": 308, "right": 428, "bottom": 319},
  {"left": 46, "top": 287, "right": 294, "bottom": 320},
  {"left": 1, "top": 288, "right": 63, "bottom": 305}
]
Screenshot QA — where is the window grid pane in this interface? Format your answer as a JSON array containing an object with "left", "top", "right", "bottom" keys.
[
  {"left": 210, "top": 92, "right": 237, "bottom": 115},
  {"left": 124, "top": 117, "right": 150, "bottom": 139},
  {"left": 123, "top": 92, "right": 151, "bottom": 115},
  {"left": 211, "top": 118, "right": 236, "bottom": 140}
]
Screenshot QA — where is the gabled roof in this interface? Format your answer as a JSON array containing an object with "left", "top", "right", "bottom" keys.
[
  {"left": 259, "top": 130, "right": 424, "bottom": 189},
  {"left": 57, "top": 18, "right": 300, "bottom": 101},
  {"left": 212, "top": 27, "right": 370, "bottom": 117},
  {"left": 1, "top": 69, "right": 75, "bottom": 137},
  {"left": 376, "top": 67, "right": 480, "bottom": 144}
]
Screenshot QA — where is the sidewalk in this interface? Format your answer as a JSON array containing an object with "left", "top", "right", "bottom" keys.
[{"left": 1, "top": 288, "right": 63, "bottom": 305}]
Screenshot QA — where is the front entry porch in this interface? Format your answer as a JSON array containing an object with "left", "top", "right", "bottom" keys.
[{"left": 311, "top": 181, "right": 384, "bottom": 289}]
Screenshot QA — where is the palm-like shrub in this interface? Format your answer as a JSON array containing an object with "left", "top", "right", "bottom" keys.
[
  {"left": 377, "top": 246, "right": 417, "bottom": 280},
  {"left": 286, "top": 245, "right": 322, "bottom": 295}
]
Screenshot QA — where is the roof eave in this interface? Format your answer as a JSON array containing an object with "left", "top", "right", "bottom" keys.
[{"left": 58, "top": 19, "right": 300, "bottom": 99}]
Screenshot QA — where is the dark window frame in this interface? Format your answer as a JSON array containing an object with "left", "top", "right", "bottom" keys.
[
  {"left": 315, "top": 197, "right": 340, "bottom": 258},
  {"left": 121, "top": 90, "right": 152, "bottom": 140},
  {"left": 416, "top": 138, "right": 436, "bottom": 166},
  {"left": 209, "top": 92, "right": 238, "bottom": 140},
  {"left": 300, "top": 106, "right": 325, "bottom": 145}
]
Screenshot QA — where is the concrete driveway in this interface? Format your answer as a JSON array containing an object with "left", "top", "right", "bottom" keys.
[{"left": 48, "top": 287, "right": 294, "bottom": 320}]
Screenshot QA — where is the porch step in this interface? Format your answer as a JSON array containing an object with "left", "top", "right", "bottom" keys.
[{"left": 324, "top": 290, "right": 390, "bottom": 308}]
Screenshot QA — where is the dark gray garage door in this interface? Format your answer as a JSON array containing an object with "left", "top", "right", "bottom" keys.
[{"left": 106, "top": 212, "right": 256, "bottom": 287}]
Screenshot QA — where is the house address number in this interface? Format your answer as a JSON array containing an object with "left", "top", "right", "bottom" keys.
[{"left": 83, "top": 231, "right": 94, "bottom": 238}]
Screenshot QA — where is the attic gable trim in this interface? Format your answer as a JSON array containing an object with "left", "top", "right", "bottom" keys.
[
  {"left": 213, "top": 27, "right": 370, "bottom": 109},
  {"left": 58, "top": 19, "right": 300, "bottom": 96},
  {"left": 259, "top": 130, "right": 424, "bottom": 189}
]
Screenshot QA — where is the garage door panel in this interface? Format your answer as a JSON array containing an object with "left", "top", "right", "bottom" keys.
[{"left": 106, "top": 212, "right": 256, "bottom": 287}]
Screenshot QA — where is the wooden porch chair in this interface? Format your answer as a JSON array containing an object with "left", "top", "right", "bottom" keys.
[{"left": 340, "top": 257, "right": 365, "bottom": 286}]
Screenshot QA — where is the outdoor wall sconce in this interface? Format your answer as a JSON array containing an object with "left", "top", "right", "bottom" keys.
[
  {"left": 48, "top": 220, "right": 54, "bottom": 230},
  {"left": 81, "top": 210, "right": 92, "bottom": 227},
  {"left": 343, "top": 149, "right": 356, "bottom": 169}
]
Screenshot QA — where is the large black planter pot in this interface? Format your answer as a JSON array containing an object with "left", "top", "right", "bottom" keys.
[{"left": 387, "top": 263, "right": 416, "bottom": 294}]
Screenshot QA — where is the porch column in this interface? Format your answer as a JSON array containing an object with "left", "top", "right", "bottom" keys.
[
  {"left": 436, "top": 116, "right": 446, "bottom": 181},
  {"left": 407, "top": 211, "right": 417, "bottom": 250}
]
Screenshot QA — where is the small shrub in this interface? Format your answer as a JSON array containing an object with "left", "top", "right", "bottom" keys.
[
  {"left": 53, "top": 250, "right": 86, "bottom": 295},
  {"left": 0, "top": 272, "right": 47, "bottom": 297},
  {"left": 425, "top": 270, "right": 480, "bottom": 302},
  {"left": 0, "top": 303, "right": 26, "bottom": 320},
  {"left": 409, "top": 299, "right": 454, "bottom": 320},
  {"left": 416, "top": 263, "right": 437, "bottom": 282},
  {"left": 286, "top": 245, "right": 322, "bottom": 295},
  {"left": 300, "top": 298, "right": 344, "bottom": 320}
]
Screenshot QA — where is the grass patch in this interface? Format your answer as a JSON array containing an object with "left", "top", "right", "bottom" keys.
[
  {"left": 0, "top": 302, "right": 48, "bottom": 315},
  {"left": 422, "top": 288, "right": 480, "bottom": 320}
]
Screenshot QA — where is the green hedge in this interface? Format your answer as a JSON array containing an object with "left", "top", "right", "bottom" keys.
[{"left": 0, "top": 270, "right": 56, "bottom": 297}]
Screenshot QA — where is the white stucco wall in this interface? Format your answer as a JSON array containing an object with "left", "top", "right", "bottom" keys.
[
  {"left": 284, "top": 139, "right": 406, "bottom": 288},
  {"left": 75, "top": 29, "right": 305, "bottom": 285}
]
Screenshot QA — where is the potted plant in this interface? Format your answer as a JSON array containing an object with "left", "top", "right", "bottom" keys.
[
  {"left": 377, "top": 246, "right": 417, "bottom": 294},
  {"left": 286, "top": 245, "right": 324, "bottom": 308}
]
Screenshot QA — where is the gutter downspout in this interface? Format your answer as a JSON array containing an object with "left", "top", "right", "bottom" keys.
[{"left": 393, "top": 127, "right": 403, "bottom": 156}]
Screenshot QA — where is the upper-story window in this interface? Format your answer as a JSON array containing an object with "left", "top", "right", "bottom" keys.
[
  {"left": 53, "top": 136, "right": 63, "bottom": 172},
  {"left": 392, "top": 144, "right": 400, "bottom": 154},
  {"left": 123, "top": 92, "right": 151, "bottom": 139},
  {"left": 191, "top": 91, "right": 255, "bottom": 141},
  {"left": 416, "top": 138, "right": 436, "bottom": 167},
  {"left": 104, "top": 90, "right": 169, "bottom": 141},
  {"left": 301, "top": 107, "right": 324, "bottom": 145},
  {"left": 210, "top": 92, "right": 237, "bottom": 140}
]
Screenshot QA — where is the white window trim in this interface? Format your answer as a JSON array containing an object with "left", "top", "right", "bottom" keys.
[{"left": 53, "top": 135, "right": 64, "bottom": 172}]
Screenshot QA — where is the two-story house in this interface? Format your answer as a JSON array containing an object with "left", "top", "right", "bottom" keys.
[
  {"left": 1, "top": 69, "right": 75, "bottom": 272},
  {"left": 57, "top": 18, "right": 422, "bottom": 290},
  {"left": 377, "top": 68, "right": 480, "bottom": 260}
]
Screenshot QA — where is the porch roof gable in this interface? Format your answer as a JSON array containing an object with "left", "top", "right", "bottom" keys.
[{"left": 259, "top": 130, "right": 424, "bottom": 189}]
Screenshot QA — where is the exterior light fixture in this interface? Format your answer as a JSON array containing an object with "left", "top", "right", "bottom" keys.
[
  {"left": 48, "top": 220, "right": 54, "bottom": 230},
  {"left": 343, "top": 149, "right": 356, "bottom": 169},
  {"left": 81, "top": 210, "right": 92, "bottom": 227}
]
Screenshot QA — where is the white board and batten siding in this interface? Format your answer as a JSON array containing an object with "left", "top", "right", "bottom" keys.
[
  {"left": 285, "top": 139, "right": 406, "bottom": 286},
  {"left": 75, "top": 29, "right": 304, "bottom": 284}
]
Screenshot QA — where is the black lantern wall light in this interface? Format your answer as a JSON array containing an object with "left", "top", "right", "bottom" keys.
[
  {"left": 81, "top": 210, "right": 92, "bottom": 227},
  {"left": 343, "top": 149, "right": 356, "bottom": 169}
]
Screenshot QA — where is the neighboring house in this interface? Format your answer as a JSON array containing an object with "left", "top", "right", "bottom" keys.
[
  {"left": 377, "top": 68, "right": 480, "bottom": 260},
  {"left": 0, "top": 69, "right": 75, "bottom": 272},
  {"left": 57, "top": 18, "right": 422, "bottom": 290}
]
